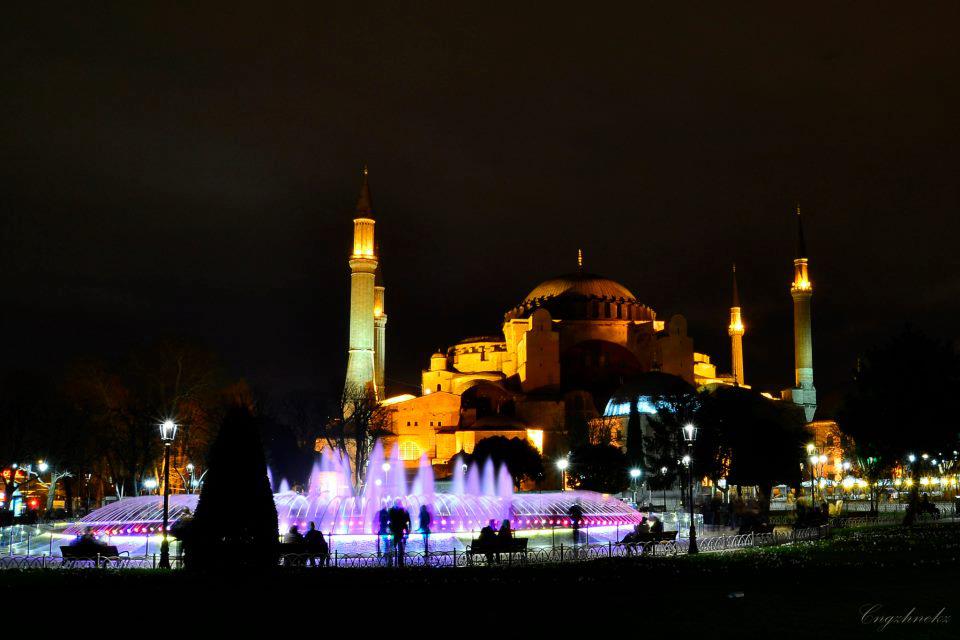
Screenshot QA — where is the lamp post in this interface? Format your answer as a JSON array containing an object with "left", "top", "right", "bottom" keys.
[
  {"left": 629, "top": 468, "right": 641, "bottom": 505},
  {"left": 660, "top": 466, "right": 668, "bottom": 510},
  {"left": 186, "top": 463, "right": 195, "bottom": 494},
  {"left": 681, "top": 423, "right": 699, "bottom": 554},
  {"left": 158, "top": 419, "right": 178, "bottom": 569},
  {"left": 556, "top": 458, "right": 569, "bottom": 492}
]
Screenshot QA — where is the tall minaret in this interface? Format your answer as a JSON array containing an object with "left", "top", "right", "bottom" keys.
[
  {"left": 345, "top": 167, "right": 379, "bottom": 399},
  {"left": 784, "top": 205, "right": 817, "bottom": 421},
  {"left": 373, "top": 256, "right": 387, "bottom": 400},
  {"left": 728, "top": 263, "right": 745, "bottom": 386}
]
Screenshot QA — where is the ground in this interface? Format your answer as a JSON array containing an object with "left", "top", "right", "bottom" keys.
[{"left": 5, "top": 524, "right": 957, "bottom": 637}]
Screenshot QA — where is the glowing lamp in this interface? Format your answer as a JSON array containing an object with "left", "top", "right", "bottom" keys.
[
  {"left": 681, "top": 423, "right": 698, "bottom": 443},
  {"left": 556, "top": 458, "right": 569, "bottom": 471},
  {"left": 37, "top": 460, "right": 49, "bottom": 473},
  {"left": 682, "top": 454, "right": 691, "bottom": 466},
  {"left": 158, "top": 419, "right": 178, "bottom": 442},
  {"left": 629, "top": 468, "right": 642, "bottom": 479}
]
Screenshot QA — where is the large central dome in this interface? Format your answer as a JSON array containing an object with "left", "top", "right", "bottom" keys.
[
  {"left": 522, "top": 272, "right": 637, "bottom": 304},
  {"left": 505, "top": 271, "right": 655, "bottom": 322}
]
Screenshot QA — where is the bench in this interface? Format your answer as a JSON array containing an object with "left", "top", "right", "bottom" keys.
[
  {"left": 621, "top": 531, "right": 678, "bottom": 555},
  {"left": 277, "top": 542, "right": 329, "bottom": 566},
  {"left": 60, "top": 545, "right": 128, "bottom": 567},
  {"left": 467, "top": 537, "right": 529, "bottom": 563}
]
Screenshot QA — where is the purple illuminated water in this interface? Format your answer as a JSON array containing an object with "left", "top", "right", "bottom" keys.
[{"left": 69, "top": 450, "right": 642, "bottom": 540}]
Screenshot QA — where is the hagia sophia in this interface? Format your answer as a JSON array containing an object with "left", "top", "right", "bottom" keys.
[{"left": 340, "top": 169, "right": 834, "bottom": 480}]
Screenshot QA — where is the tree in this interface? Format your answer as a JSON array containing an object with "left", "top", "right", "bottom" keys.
[
  {"left": 838, "top": 326, "right": 960, "bottom": 522},
  {"left": 323, "top": 383, "right": 389, "bottom": 490},
  {"left": 696, "top": 386, "right": 806, "bottom": 509},
  {"left": 185, "top": 403, "right": 278, "bottom": 570},
  {"left": 467, "top": 436, "right": 544, "bottom": 490},
  {"left": 63, "top": 339, "right": 227, "bottom": 498},
  {"left": 0, "top": 371, "right": 79, "bottom": 512},
  {"left": 625, "top": 398, "right": 644, "bottom": 467},
  {"left": 566, "top": 411, "right": 591, "bottom": 451},
  {"left": 568, "top": 444, "right": 629, "bottom": 494}
]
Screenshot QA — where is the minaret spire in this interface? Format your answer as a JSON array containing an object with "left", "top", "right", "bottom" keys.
[
  {"left": 728, "top": 263, "right": 745, "bottom": 386},
  {"left": 784, "top": 204, "right": 816, "bottom": 421},
  {"left": 355, "top": 165, "right": 373, "bottom": 217},
  {"left": 345, "top": 166, "right": 380, "bottom": 400},
  {"left": 795, "top": 203, "right": 807, "bottom": 259}
]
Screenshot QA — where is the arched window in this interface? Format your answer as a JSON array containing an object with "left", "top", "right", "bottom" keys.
[
  {"left": 436, "top": 384, "right": 442, "bottom": 392},
  {"left": 399, "top": 441, "right": 421, "bottom": 461}
]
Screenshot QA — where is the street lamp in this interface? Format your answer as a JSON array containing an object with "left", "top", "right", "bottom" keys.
[
  {"left": 629, "top": 468, "right": 641, "bottom": 505},
  {"left": 37, "top": 460, "right": 49, "bottom": 474},
  {"left": 660, "top": 466, "right": 668, "bottom": 509},
  {"left": 158, "top": 419, "right": 178, "bottom": 569},
  {"left": 186, "top": 463, "right": 195, "bottom": 494},
  {"left": 556, "top": 458, "right": 569, "bottom": 492},
  {"left": 681, "top": 423, "right": 699, "bottom": 554}
]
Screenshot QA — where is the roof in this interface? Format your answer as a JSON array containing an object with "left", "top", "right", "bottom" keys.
[
  {"left": 355, "top": 166, "right": 373, "bottom": 217},
  {"left": 522, "top": 272, "right": 637, "bottom": 304}
]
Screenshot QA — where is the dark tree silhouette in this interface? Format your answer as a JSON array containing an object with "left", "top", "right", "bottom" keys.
[
  {"left": 838, "top": 326, "right": 960, "bottom": 522},
  {"left": 568, "top": 444, "right": 630, "bottom": 494},
  {"left": 184, "top": 404, "right": 278, "bottom": 570},
  {"left": 466, "top": 436, "right": 544, "bottom": 490},
  {"left": 696, "top": 385, "right": 807, "bottom": 509},
  {"left": 625, "top": 398, "right": 644, "bottom": 467}
]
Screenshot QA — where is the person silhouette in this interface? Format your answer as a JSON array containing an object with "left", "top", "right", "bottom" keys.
[
  {"left": 304, "top": 522, "right": 328, "bottom": 567},
  {"left": 478, "top": 519, "right": 498, "bottom": 563},
  {"left": 418, "top": 504, "right": 432, "bottom": 555},
  {"left": 567, "top": 501, "right": 584, "bottom": 543},
  {"left": 377, "top": 504, "right": 391, "bottom": 562},
  {"left": 388, "top": 499, "right": 411, "bottom": 566}
]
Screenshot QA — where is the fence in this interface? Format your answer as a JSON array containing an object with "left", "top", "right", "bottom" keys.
[{"left": 0, "top": 525, "right": 836, "bottom": 571}]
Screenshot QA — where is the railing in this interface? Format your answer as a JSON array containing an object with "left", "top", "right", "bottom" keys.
[{"left": 0, "top": 524, "right": 839, "bottom": 570}]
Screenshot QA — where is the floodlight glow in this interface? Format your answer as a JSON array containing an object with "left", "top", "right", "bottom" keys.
[
  {"left": 37, "top": 461, "right": 49, "bottom": 473},
  {"left": 629, "top": 468, "right": 641, "bottom": 479},
  {"left": 555, "top": 458, "right": 569, "bottom": 471}
]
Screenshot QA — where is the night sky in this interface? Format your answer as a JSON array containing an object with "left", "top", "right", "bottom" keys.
[{"left": 2, "top": 5, "right": 958, "bottom": 408}]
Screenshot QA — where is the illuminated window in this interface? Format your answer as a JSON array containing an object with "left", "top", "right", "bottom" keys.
[{"left": 399, "top": 441, "right": 421, "bottom": 461}]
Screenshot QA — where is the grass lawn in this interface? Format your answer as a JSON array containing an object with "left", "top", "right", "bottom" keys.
[{"left": 4, "top": 523, "right": 957, "bottom": 637}]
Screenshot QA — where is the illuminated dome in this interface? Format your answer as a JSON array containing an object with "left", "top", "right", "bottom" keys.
[
  {"left": 505, "top": 272, "right": 655, "bottom": 322},
  {"left": 523, "top": 272, "right": 636, "bottom": 303}
]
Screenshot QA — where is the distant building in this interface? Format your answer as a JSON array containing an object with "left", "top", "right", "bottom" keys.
[{"left": 337, "top": 171, "right": 831, "bottom": 475}]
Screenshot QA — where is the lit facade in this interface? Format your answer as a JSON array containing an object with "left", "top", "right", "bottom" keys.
[
  {"left": 344, "top": 167, "right": 386, "bottom": 400},
  {"left": 782, "top": 206, "right": 817, "bottom": 421}
]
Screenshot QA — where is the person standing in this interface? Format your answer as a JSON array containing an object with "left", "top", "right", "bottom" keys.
[
  {"left": 388, "top": 499, "right": 411, "bottom": 566},
  {"left": 418, "top": 504, "right": 432, "bottom": 555}
]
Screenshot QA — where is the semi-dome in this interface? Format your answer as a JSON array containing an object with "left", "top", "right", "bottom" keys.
[{"left": 522, "top": 272, "right": 636, "bottom": 304}]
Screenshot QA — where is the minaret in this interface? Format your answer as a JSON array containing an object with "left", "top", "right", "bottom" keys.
[
  {"left": 345, "top": 166, "right": 379, "bottom": 399},
  {"left": 728, "top": 263, "right": 745, "bottom": 386},
  {"left": 373, "top": 256, "right": 387, "bottom": 400},
  {"left": 784, "top": 205, "right": 817, "bottom": 421}
]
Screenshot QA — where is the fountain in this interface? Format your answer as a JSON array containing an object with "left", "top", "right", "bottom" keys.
[{"left": 66, "top": 449, "right": 643, "bottom": 548}]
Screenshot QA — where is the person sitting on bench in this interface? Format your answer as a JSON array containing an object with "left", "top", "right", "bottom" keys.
[
  {"left": 304, "top": 522, "right": 328, "bottom": 567},
  {"left": 649, "top": 516, "right": 664, "bottom": 536},
  {"left": 478, "top": 519, "right": 498, "bottom": 563},
  {"left": 70, "top": 526, "right": 108, "bottom": 550}
]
